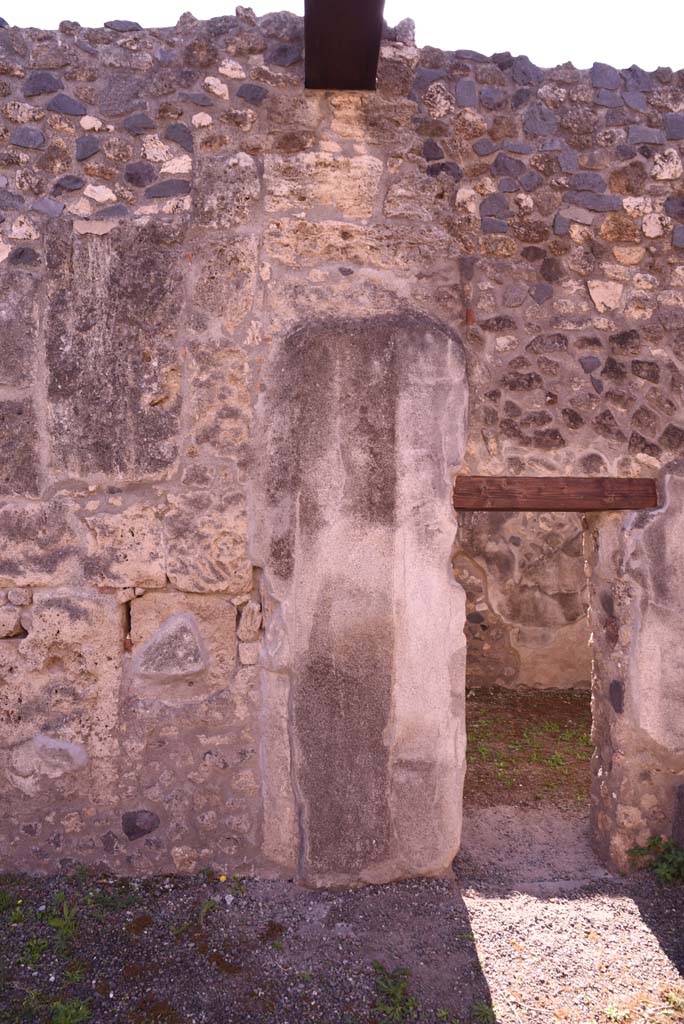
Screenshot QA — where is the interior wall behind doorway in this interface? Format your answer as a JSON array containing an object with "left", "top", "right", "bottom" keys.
[{"left": 454, "top": 510, "right": 592, "bottom": 690}]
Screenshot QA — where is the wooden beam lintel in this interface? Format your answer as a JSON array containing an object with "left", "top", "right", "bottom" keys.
[{"left": 453, "top": 476, "right": 659, "bottom": 512}]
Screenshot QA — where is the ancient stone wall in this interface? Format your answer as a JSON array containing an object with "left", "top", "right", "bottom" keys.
[{"left": 1, "top": 7, "right": 683, "bottom": 877}]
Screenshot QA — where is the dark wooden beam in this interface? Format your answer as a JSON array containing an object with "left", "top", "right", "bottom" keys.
[
  {"left": 305, "top": 0, "right": 385, "bottom": 91},
  {"left": 453, "top": 476, "right": 659, "bottom": 512}
]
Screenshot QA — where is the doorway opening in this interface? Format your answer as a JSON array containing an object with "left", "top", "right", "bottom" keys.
[{"left": 454, "top": 509, "right": 597, "bottom": 881}]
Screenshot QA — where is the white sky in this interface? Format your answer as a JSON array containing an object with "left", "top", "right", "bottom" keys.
[{"left": 7, "top": 0, "right": 683, "bottom": 72}]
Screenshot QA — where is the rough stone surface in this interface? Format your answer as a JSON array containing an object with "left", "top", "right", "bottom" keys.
[
  {"left": 0, "top": 12, "right": 682, "bottom": 881},
  {"left": 253, "top": 312, "right": 468, "bottom": 885}
]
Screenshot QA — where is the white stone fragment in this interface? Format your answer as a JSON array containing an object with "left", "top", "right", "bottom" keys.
[
  {"left": 192, "top": 112, "right": 212, "bottom": 127},
  {"left": 0, "top": 241, "right": 10, "bottom": 263},
  {"left": 238, "top": 641, "right": 259, "bottom": 665},
  {"left": 652, "top": 148, "right": 683, "bottom": 181},
  {"left": 642, "top": 212, "right": 669, "bottom": 238},
  {"left": 8, "top": 215, "right": 39, "bottom": 240},
  {"left": 84, "top": 184, "right": 117, "bottom": 204},
  {"left": 204, "top": 75, "right": 229, "bottom": 99},
  {"left": 218, "top": 57, "right": 247, "bottom": 79},
  {"left": 73, "top": 219, "right": 118, "bottom": 235},
  {"left": 80, "top": 115, "right": 103, "bottom": 131},
  {"left": 587, "top": 279, "right": 623, "bottom": 312},
  {"left": 141, "top": 135, "right": 172, "bottom": 162},
  {"left": 161, "top": 154, "right": 192, "bottom": 175}
]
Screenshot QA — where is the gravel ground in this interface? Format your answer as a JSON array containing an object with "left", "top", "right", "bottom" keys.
[
  {"left": 1, "top": 687, "right": 681, "bottom": 1023},
  {"left": 0, "top": 808, "right": 681, "bottom": 1024}
]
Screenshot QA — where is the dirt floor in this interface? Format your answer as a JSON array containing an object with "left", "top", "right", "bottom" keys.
[
  {"left": 0, "top": 688, "right": 682, "bottom": 1024},
  {"left": 464, "top": 686, "right": 593, "bottom": 810}
]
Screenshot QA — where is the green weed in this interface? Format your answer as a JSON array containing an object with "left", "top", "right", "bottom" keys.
[
  {"left": 48, "top": 894, "right": 79, "bottom": 954},
  {"left": 471, "top": 1000, "right": 496, "bottom": 1024},
  {"left": 371, "top": 962, "right": 418, "bottom": 1023},
  {"left": 629, "top": 835, "right": 684, "bottom": 884},
  {"left": 20, "top": 937, "right": 48, "bottom": 965},
  {"left": 50, "top": 997, "right": 91, "bottom": 1024}
]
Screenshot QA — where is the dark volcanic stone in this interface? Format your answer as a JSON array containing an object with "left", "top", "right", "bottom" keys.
[
  {"left": 664, "top": 113, "right": 684, "bottom": 140},
  {"left": 521, "top": 245, "right": 545, "bottom": 261},
  {"left": 623, "top": 91, "right": 648, "bottom": 112},
  {"left": 664, "top": 196, "right": 684, "bottom": 222},
  {"left": 523, "top": 103, "right": 558, "bottom": 136},
  {"left": 123, "top": 112, "right": 156, "bottom": 135},
  {"left": 76, "top": 135, "right": 100, "bottom": 161},
  {"left": 540, "top": 257, "right": 563, "bottom": 282},
  {"left": 121, "top": 809, "right": 160, "bottom": 840},
  {"left": 98, "top": 203, "right": 130, "bottom": 219},
  {"left": 47, "top": 93, "right": 86, "bottom": 116},
  {"left": 267, "top": 42, "right": 302, "bottom": 66},
  {"left": 553, "top": 213, "right": 569, "bottom": 236},
  {"left": 31, "top": 196, "right": 64, "bottom": 217},
  {"left": 480, "top": 86, "right": 506, "bottom": 110},
  {"left": 622, "top": 65, "right": 653, "bottom": 92},
  {"left": 627, "top": 125, "right": 665, "bottom": 145},
  {"left": 179, "top": 92, "right": 212, "bottom": 108},
  {"left": 426, "top": 160, "right": 462, "bottom": 180},
  {"left": 595, "top": 89, "right": 622, "bottom": 107},
  {"left": 165, "top": 122, "right": 193, "bottom": 153},
  {"left": 563, "top": 191, "right": 622, "bottom": 212},
  {"left": 472, "top": 138, "right": 497, "bottom": 156},
  {"left": 237, "top": 83, "right": 268, "bottom": 106},
  {"left": 579, "top": 355, "right": 601, "bottom": 374},
  {"left": 519, "top": 170, "right": 543, "bottom": 191},
  {"left": 591, "top": 62, "right": 621, "bottom": 89},
  {"left": 673, "top": 225, "right": 684, "bottom": 249},
  {"left": 455, "top": 78, "right": 477, "bottom": 107},
  {"left": 481, "top": 217, "right": 508, "bottom": 233},
  {"left": 480, "top": 193, "right": 512, "bottom": 219},
  {"left": 492, "top": 152, "right": 525, "bottom": 178},
  {"left": 105, "top": 19, "right": 141, "bottom": 31},
  {"left": 9, "top": 246, "right": 39, "bottom": 266},
  {"left": 22, "top": 70, "right": 63, "bottom": 97},
  {"left": 511, "top": 55, "right": 543, "bottom": 85},
  {"left": 529, "top": 282, "right": 553, "bottom": 304},
  {"left": 10, "top": 125, "right": 45, "bottom": 149},
  {"left": 0, "top": 189, "right": 23, "bottom": 210},
  {"left": 422, "top": 138, "right": 444, "bottom": 161},
  {"left": 0, "top": 17, "right": 8, "bottom": 27},
  {"left": 125, "top": 160, "right": 157, "bottom": 187},
  {"left": 52, "top": 174, "right": 84, "bottom": 193},
  {"left": 145, "top": 178, "right": 191, "bottom": 198},
  {"left": 568, "top": 171, "right": 607, "bottom": 193}
]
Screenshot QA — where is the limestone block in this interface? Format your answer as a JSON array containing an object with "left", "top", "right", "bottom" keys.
[
  {"left": 83, "top": 504, "right": 166, "bottom": 589},
  {"left": 253, "top": 313, "right": 468, "bottom": 886},
  {"left": 264, "top": 218, "right": 456, "bottom": 272},
  {"left": 186, "top": 347, "right": 252, "bottom": 458},
  {"left": 45, "top": 220, "right": 184, "bottom": 481},
  {"left": 0, "top": 605, "right": 22, "bottom": 637},
  {"left": 164, "top": 490, "right": 252, "bottom": 595},
  {"left": 0, "top": 502, "right": 81, "bottom": 586},
  {"left": 8, "top": 734, "right": 88, "bottom": 796},
  {"left": 264, "top": 153, "right": 383, "bottom": 218},
  {"left": 189, "top": 236, "right": 258, "bottom": 333},
  {"left": 0, "top": 267, "right": 39, "bottom": 387},
  {"left": 129, "top": 591, "right": 237, "bottom": 703},
  {"left": 0, "top": 590, "right": 123, "bottom": 794},
  {"left": 193, "top": 152, "right": 260, "bottom": 227},
  {"left": 0, "top": 399, "right": 40, "bottom": 496},
  {"left": 237, "top": 600, "right": 262, "bottom": 641}
]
